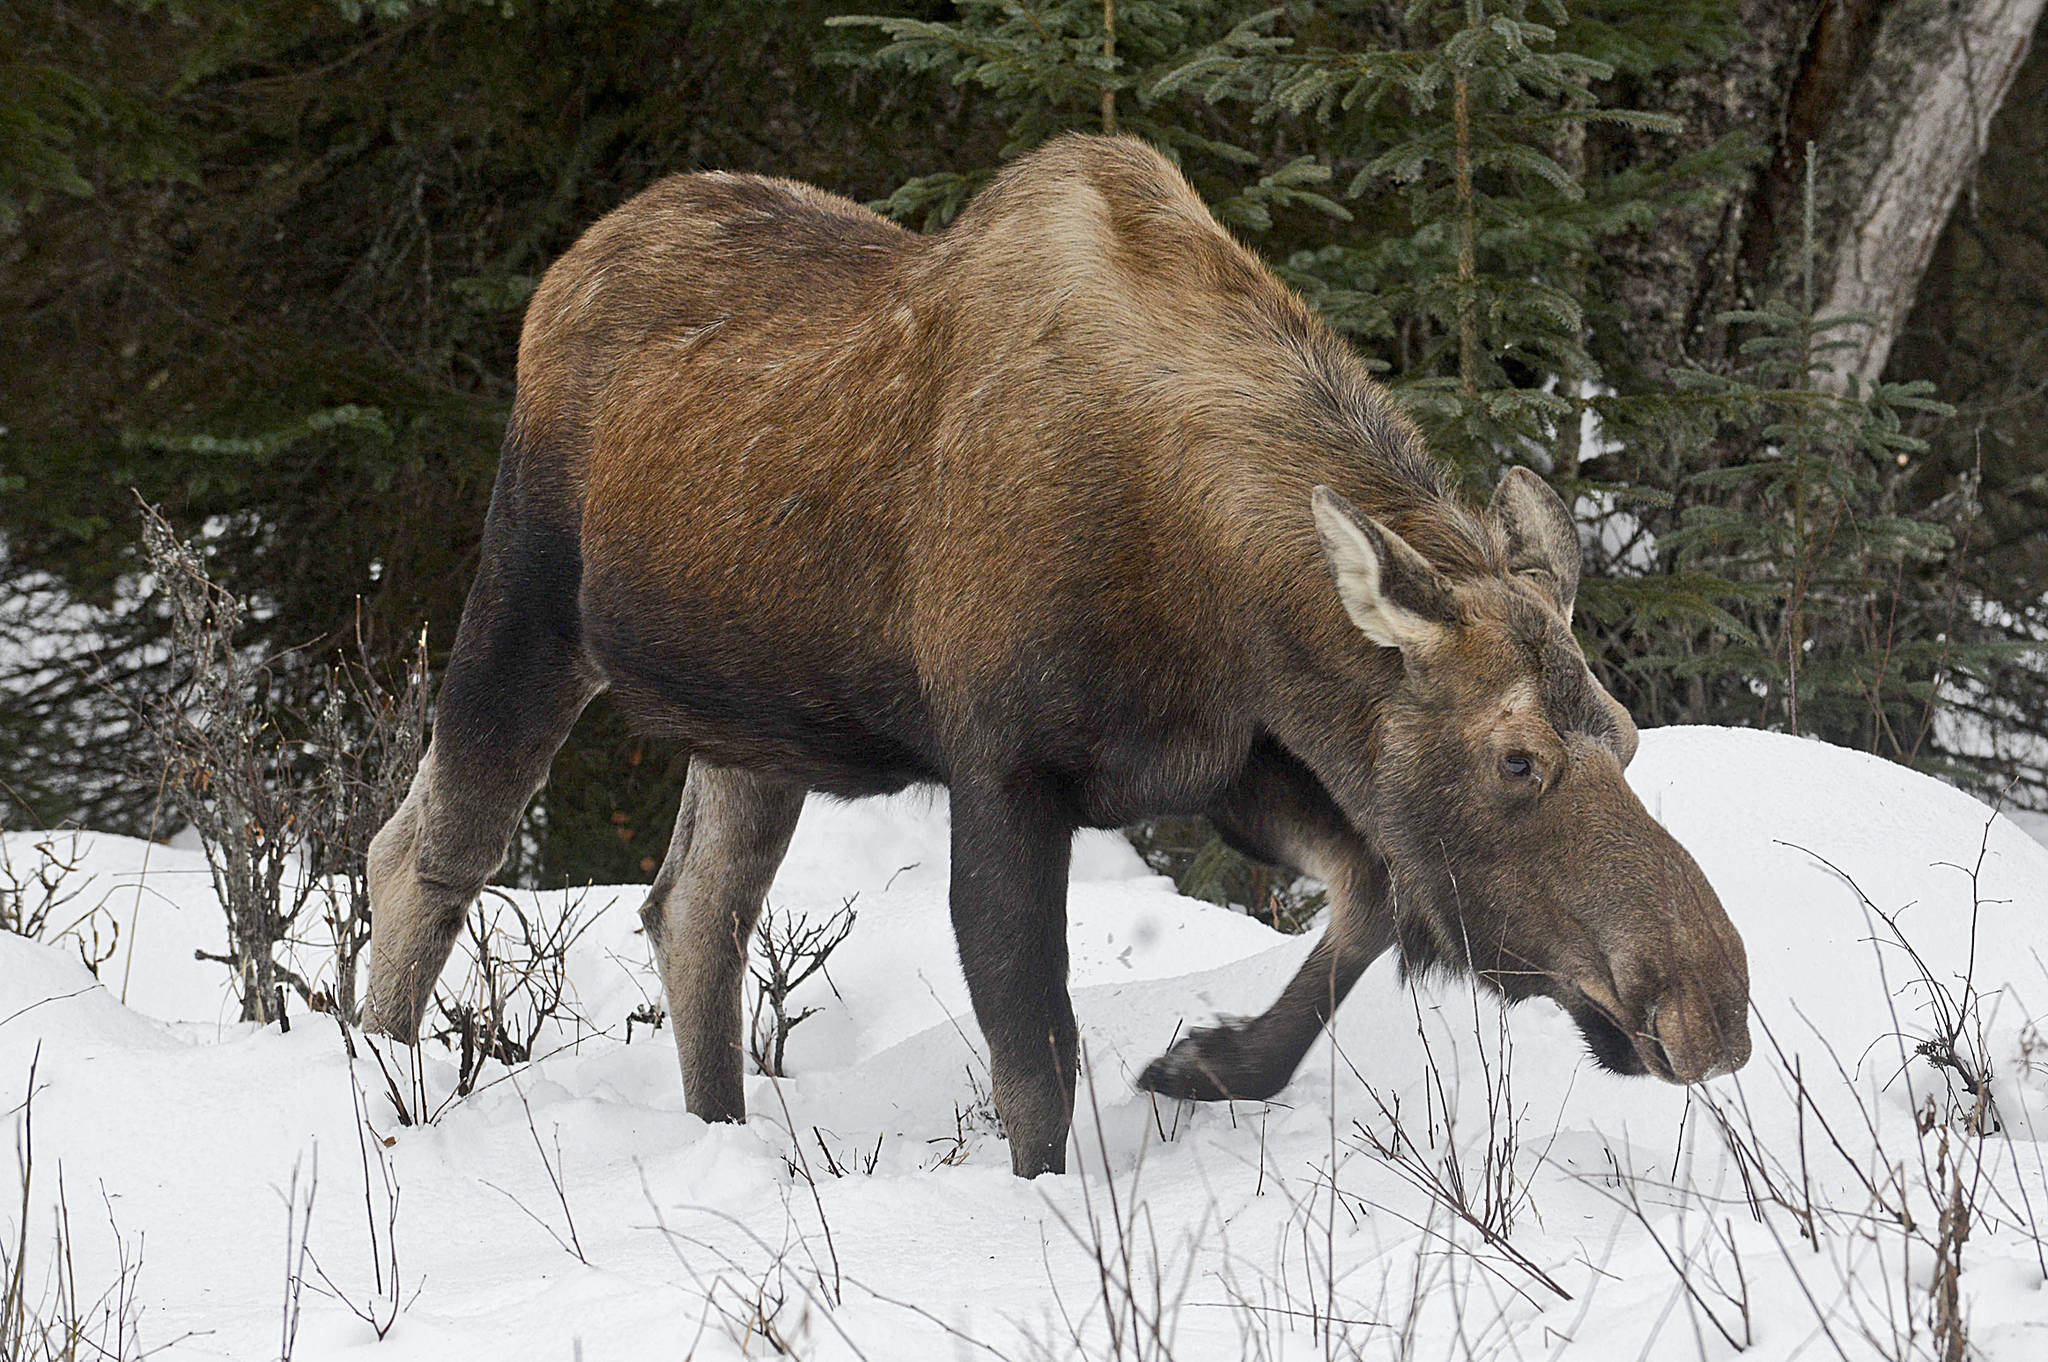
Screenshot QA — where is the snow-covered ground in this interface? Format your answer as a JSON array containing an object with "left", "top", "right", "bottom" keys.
[{"left": 4, "top": 726, "right": 2047, "bottom": 1361}]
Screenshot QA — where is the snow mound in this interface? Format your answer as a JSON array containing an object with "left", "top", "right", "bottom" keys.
[{"left": 2, "top": 726, "right": 2043, "bottom": 1361}]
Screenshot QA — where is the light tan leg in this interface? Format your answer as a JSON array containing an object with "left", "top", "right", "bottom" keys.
[{"left": 640, "top": 761, "right": 806, "bottom": 1121}]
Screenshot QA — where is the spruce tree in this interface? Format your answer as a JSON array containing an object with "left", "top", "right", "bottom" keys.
[
  {"left": 1595, "top": 155, "right": 1995, "bottom": 768},
  {"left": 1155, "top": 2, "right": 1744, "bottom": 477},
  {"left": 827, "top": 0, "right": 1348, "bottom": 232}
]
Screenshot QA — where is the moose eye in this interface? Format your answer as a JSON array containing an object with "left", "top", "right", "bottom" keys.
[{"left": 1502, "top": 754, "right": 1536, "bottom": 781}]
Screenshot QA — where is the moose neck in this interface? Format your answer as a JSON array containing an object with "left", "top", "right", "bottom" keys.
[{"left": 1186, "top": 380, "right": 1501, "bottom": 828}]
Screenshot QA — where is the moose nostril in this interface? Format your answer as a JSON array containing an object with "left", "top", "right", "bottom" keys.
[
  {"left": 1649, "top": 993, "right": 1751, "bottom": 1083},
  {"left": 1648, "top": 1010, "right": 1700, "bottom": 1083},
  {"left": 1697, "top": 1025, "right": 1751, "bottom": 1079},
  {"left": 1715, "top": 1012, "right": 1754, "bottom": 1076}
]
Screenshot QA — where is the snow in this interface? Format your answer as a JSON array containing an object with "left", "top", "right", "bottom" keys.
[
  {"left": 2012, "top": 807, "right": 2048, "bottom": 849},
  {"left": 5, "top": 726, "right": 2047, "bottom": 1360}
]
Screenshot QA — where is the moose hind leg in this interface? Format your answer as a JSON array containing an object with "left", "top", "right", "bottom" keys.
[
  {"left": 363, "top": 681, "right": 597, "bottom": 1038},
  {"left": 641, "top": 762, "right": 805, "bottom": 1124},
  {"left": 364, "top": 495, "right": 599, "bottom": 1039}
]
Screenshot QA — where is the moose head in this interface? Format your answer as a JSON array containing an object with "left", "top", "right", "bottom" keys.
[{"left": 1311, "top": 470, "right": 1751, "bottom": 1083}]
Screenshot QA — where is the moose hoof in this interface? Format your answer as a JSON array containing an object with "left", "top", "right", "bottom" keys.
[
  {"left": 1136, "top": 1023, "right": 1284, "bottom": 1103},
  {"left": 357, "top": 1000, "right": 421, "bottom": 1044},
  {"left": 1009, "top": 1138, "right": 1067, "bottom": 1179}
]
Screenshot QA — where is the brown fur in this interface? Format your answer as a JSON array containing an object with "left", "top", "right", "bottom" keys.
[
  {"left": 364, "top": 135, "right": 1749, "bottom": 1179},
  {"left": 525, "top": 139, "right": 1489, "bottom": 800}
]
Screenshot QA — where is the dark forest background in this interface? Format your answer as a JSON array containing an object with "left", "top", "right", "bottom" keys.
[{"left": 2, "top": 0, "right": 2043, "bottom": 891}]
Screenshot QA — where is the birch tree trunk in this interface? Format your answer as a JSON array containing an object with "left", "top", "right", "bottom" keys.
[
  {"left": 1592, "top": 0, "right": 2044, "bottom": 391},
  {"left": 1815, "top": 0, "right": 2045, "bottom": 389}
]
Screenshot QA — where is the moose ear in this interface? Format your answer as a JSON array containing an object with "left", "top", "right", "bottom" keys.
[
  {"left": 1311, "top": 486, "right": 1455, "bottom": 651},
  {"left": 1489, "top": 466, "right": 1581, "bottom": 619}
]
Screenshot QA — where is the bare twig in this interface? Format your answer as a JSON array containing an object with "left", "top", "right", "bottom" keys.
[{"left": 748, "top": 897, "right": 858, "bottom": 1078}]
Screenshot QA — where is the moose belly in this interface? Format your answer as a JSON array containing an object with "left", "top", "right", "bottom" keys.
[{"left": 579, "top": 561, "right": 937, "bottom": 798}]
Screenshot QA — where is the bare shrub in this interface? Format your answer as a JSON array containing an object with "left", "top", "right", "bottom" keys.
[
  {"left": 350, "top": 1022, "right": 456, "bottom": 1131},
  {"left": 302, "top": 1066, "right": 411, "bottom": 1338},
  {"left": 914, "top": 974, "right": 1006, "bottom": 1167},
  {"left": 433, "top": 888, "right": 596, "bottom": 1098},
  {"left": 301, "top": 622, "right": 428, "bottom": 1025},
  {"left": 692, "top": 1243, "right": 814, "bottom": 1356},
  {"left": 0, "top": 832, "right": 119, "bottom": 978},
  {"left": 1930, "top": 1128, "right": 1971, "bottom": 1362},
  {"left": 277, "top": 1151, "right": 316, "bottom": 1362},
  {"left": 1582, "top": 811, "right": 2044, "bottom": 1362},
  {"left": 1035, "top": 1052, "right": 1201, "bottom": 1362},
  {"left": 922, "top": 1081, "right": 1000, "bottom": 1171},
  {"left": 135, "top": 503, "right": 316, "bottom": 1025},
  {"left": 3, "top": 1055, "right": 157, "bottom": 1362},
  {"left": 1786, "top": 832, "right": 2002, "bottom": 1136},
  {"left": 798, "top": 1129, "right": 884, "bottom": 1180},
  {"left": 477, "top": 1081, "right": 588, "bottom": 1266},
  {"left": 637, "top": 1174, "right": 839, "bottom": 1358},
  {"left": 1341, "top": 981, "right": 1569, "bottom": 1303},
  {"left": 622, "top": 999, "right": 665, "bottom": 1043},
  {"left": 1578, "top": 1143, "right": 1754, "bottom": 1353},
  {"left": 136, "top": 503, "right": 431, "bottom": 1029},
  {"left": 335, "top": 888, "right": 592, "bottom": 1130},
  {"left": 748, "top": 898, "right": 857, "bottom": 1078}
]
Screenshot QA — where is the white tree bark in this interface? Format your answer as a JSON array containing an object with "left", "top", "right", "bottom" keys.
[{"left": 1819, "top": 0, "right": 2045, "bottom": 390}]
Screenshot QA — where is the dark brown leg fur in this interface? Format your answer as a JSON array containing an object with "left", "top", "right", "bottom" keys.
[
  {"left": 949, "top": 774, "right": 1077, "bottom": 1177},
  {"left": 1137, "top": 742, "right": 1395, "bottom": 1101}
]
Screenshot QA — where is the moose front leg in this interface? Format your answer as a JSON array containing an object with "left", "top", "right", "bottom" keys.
[
  {"left": 1138, "top": 742, "right": 1396, "bottom": 1101},
  {"left": 948, "top": 779, "right": 1078, "bottom": 1178}
]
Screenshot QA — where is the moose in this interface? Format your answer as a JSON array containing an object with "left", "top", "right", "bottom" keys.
[{"left": 364, "top": 135, "right": 1751, "bottom": 1178}]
